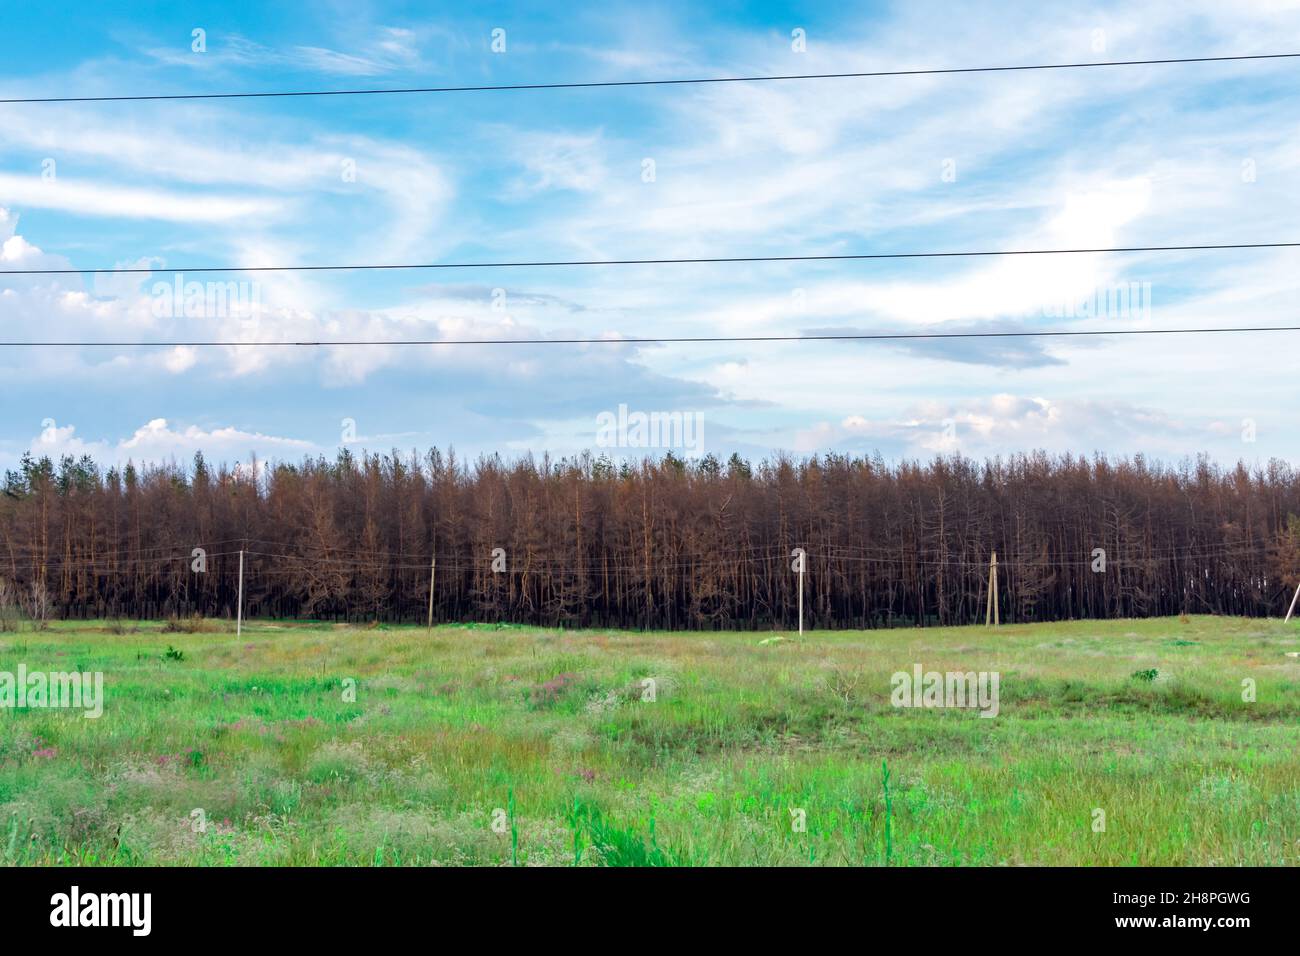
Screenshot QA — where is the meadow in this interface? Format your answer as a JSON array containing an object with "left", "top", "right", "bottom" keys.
[{"left": 0, "top": 615, "right": 1297, "bottom": 866}]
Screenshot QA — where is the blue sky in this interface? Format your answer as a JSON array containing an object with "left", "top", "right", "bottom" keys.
[{"left": 1, "top": 0, "right": 1298, "bottom": 472}]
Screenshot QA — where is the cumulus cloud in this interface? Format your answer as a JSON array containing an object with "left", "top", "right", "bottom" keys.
[
  {"left": 801, "top": 393, "right": 1197, "bottom": 460},
  {"left": 28, "top": 418, "right": 314, "bottom": 469}
]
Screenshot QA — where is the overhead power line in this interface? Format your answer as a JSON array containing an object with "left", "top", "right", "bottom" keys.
[
  {"left": 2, "top": 52, "right": 1297, "bottom": 105},
  {"left": 27, "top": 542, "right": 1276, "bottom": 576},
  {"left": 2, "top": 325, "right": 1300, "bottom": 348},
  {"left": 3, "top": 241, "right": 1297, "bottom": 277}
]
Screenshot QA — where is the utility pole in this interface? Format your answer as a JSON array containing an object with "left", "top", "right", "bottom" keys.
[
  {"left": 993, "top": 552, "right": 1000, "bottom": 626},
  {"left": 1285, "top": 579, "right": 1300, "bottom": 623},
  {"left": 799, "top": 560, "right": 804, "bottom": 637},
  {"left": 985, "top": 551, "right": 999, "bottom": 627},
  {"left": 426, "top": 553, "right": 436, "bottom": 633},
  {"left": 236, "top": 548, "right": 245, "bottom": 637}
]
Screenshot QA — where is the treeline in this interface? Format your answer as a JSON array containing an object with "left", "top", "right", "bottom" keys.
[{"left": 2, "top": 447, "right": 1300, "bottom": 629}]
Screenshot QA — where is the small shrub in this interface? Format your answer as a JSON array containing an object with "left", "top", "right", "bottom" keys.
[
  {"left": 163, "top": 613, "right": 217, "bottom": 634},
  {"left": 22, "top": 582, "right": 52, "bottom": 631},
  {"left": 828, "top": 664, "right": 862, "bottom": 706},
  {"left": 573, "top": 804, "right": 683, "bottom": 866},
  {"left": 530, "top": 672, "right": 579, "bottom": 708}
]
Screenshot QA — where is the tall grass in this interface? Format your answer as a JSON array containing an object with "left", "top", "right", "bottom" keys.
[{"left": 0, "top": 615, "right": 1295, "bottom": 865}]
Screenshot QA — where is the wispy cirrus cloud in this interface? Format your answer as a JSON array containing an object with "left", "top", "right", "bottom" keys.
[
  {"left": 0, "top": 174, "right": 283, "bottom": 223},
  {"left": 141, "top": 26, "right": 426, "bottom": 77}
]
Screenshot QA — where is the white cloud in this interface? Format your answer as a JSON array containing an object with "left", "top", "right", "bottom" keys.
[
  {"left": 0, "top": 174, "right": 282, "bottom": 223},
  {"left": 142, "top": 26, "right": 426, "bottom": 77},
  {"left": 802, "top": 392, "right": 1195, "bottom": 460},
  {"left": 502, "top": 130, "right": 610, "bottom": 196},
  {"left": 29, "top": 418, "right": 314, "bottom": 468}
]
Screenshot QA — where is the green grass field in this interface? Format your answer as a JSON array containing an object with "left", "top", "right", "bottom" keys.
[{"left": 1, "top": 615, "right": 1297, "bottom": 866}]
